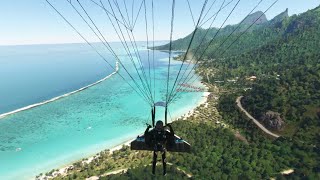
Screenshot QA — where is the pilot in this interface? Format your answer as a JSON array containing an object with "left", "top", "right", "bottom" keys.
[{"left": 144, "top": 120, "right": 174, "bottom": 175}]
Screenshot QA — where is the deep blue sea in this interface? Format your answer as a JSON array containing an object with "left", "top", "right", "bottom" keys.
[{"left": 0, "top": 42, "right": 205, "bottom": 179}]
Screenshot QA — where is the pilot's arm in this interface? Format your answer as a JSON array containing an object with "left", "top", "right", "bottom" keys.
[
  {"left": 144, "top": 124, "right": 152, "bottom": 136},
  {"left": 166, "top": 124, "right": 174, "bottom": 136}
]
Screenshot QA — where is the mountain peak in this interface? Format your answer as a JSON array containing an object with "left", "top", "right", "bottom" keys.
[
  {"left": 242, "top": 11, "right": 268, "bottom": 25},
  {"left": 270, "top": 8, "right": 289, "bottom": 23}
]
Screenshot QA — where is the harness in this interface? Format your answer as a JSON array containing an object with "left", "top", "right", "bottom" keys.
[{"left": 152, "top": 129, "right": 168, "bottom": 151}]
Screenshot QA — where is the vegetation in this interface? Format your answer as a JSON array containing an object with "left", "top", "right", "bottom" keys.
[
  {"left": 198, "top": 5, "right": 320, "bottom": 178},
  {"left": 201, "top": 5, "right": 320, "bottom": 131}
]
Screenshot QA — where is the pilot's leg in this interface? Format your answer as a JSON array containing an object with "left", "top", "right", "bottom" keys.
[
  {"left": 162, "top": 150, "right": 167, "bottom": 175},
  {"left": 152, "top": 151, "right": 157, "bottom": 175}
]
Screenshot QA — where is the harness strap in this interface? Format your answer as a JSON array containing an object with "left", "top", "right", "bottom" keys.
[
  {"left": 165, "top": 106, "right": 168, "bottom": 125},
  {"left": 151, "top": 106, "right": 155, "bottom": 127}
]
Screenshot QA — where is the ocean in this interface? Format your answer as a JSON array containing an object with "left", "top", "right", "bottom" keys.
[{"left": 0, "top": 42, "right": 205, "bottom": 179}]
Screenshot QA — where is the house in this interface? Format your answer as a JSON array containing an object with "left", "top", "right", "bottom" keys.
[{"left": 246, "top": 76, "right": 257, "bottom": 81}]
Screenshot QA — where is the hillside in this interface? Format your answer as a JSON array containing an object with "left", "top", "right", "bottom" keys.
[
  {"left": 153, "top": 9, "right": 289, "bottom": 58},
  {"left": 242, "top": 11, "right": 267, "bottom": 25},
  {"left": 198, "top": 5, "right": 320, "bottom": 177},
  {"left": 202, "top": 5, "right": 320, "bottom": 125}
]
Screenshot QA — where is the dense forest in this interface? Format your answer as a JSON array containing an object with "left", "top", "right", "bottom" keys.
[
  {"left": 47, "top": 6, "right": 319, "bottom": 180},
  {"left": 200, "top": 5, "right": 320, "bottom": 178}
]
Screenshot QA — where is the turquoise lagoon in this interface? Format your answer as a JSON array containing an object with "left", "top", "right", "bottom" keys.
[{"left": 0, "top": 42, "right": 205, "bottom": 179}]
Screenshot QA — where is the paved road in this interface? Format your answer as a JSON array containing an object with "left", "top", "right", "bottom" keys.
[{"left": 236, "top": 96, "right": 280, "bottom": 138}]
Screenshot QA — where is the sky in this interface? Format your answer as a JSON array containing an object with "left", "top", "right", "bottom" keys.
[{"left": 0, "top": 0, "right": 319, "bottom": 45}]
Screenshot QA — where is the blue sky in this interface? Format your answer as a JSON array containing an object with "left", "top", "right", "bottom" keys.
[{"left": 0, "top": 0, "right": 319, "bottom": 45}]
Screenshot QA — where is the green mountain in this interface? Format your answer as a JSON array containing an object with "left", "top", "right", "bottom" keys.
[
  {"left": 206, "top": 5, "right": 320, "bottom": 121},
  {"left": 242, "top": 11, "right": 267, "bottom": 25},
  {"left": 153, "top": 9, "right": 290, "bottom": 59},
  {"left": 200, "top": 6, "right": 320, "bottom": 177},
  {"left": 268, "top": 8, "right": 289, "bottom": 27},
  {"left": 151, "top": 15, "right": 262, "bottom": 52}
]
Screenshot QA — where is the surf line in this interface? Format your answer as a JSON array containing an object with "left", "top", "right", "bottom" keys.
[{"left": 0, "top": 61, "right": 119, "bottom": 119}]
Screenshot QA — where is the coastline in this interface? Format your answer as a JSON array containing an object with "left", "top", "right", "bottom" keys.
[
  {"left": 180, "top": 91, "right": 211, "bottom": 120},
  {"left": 0, "top": 62, "right": 119, "bottom": 119},
  {"left": 37, "top": 82, "right": 211, "bottom": 179}
]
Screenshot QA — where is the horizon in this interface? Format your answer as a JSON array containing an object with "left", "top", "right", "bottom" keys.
[
  {"left": 0, "top": 40, "right": 169, "bottom": 47},
  {"left": 0, "top": 0, "right": 319, "bottom": 46}
]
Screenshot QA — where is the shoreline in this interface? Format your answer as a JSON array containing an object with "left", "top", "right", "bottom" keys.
[
  {"left": 181, "top": 91, "right": 211, "bottom": 120},
  {"left": 37, "top": 83, "right": 211, "bottom": 180},
  {"left": 0, "top": 62, "right": 119, "bottom": 119},
  {"left": 36, "top": 137, "right": 135, "bottom": 180}
]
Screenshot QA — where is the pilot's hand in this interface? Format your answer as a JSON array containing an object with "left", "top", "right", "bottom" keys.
[{"left": 147, "top": 124, "right": 152, "bottom": 128}]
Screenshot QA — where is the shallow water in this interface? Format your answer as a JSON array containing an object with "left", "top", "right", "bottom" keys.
[{"left": 0, "top": 42, "right": 204, "bottom": 179}]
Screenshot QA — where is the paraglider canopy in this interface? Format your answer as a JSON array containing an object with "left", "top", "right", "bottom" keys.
[{"left": 154, "top": 101, "right": 166, "bottom": 107}]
